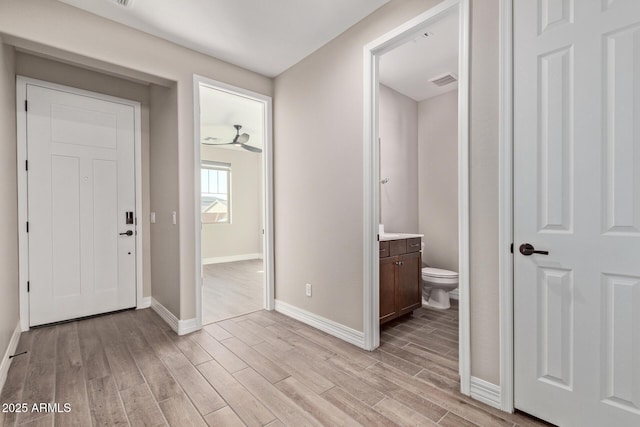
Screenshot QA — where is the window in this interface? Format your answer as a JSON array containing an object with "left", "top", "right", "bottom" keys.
[{"left": 201, "top": 161, "right": 231, "bottom": 224}]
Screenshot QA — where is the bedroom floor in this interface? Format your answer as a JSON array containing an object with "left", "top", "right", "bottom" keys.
[{"left": 202, "top": 259, "right": 264, "bottom": 325}]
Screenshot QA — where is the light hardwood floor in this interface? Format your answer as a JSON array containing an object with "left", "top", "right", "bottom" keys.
[
  {"left": 202, "top": 259, "right": 264, "bottom": 325},
  {"left": 0, "top": 304, "right": 548, "bottom": 427}
]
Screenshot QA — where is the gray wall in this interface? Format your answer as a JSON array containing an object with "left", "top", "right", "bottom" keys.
[
  {"left": 418, "top": 90, "right": 459, "bottom": 271},
  {"left": 201, "top": 146, "right": 262, "bottom": 261},
  {"left": 379, "top": 84, "right": 419, "bottom": 234},
  {"left": 14, "top": 52, "right": 154, "bottom": 299},
  {"left": 274, "top": 0, "right": 501, "bottom": 384},
  {"left": 0, "top": 0, "right": 273, "bottom": 320},
  {"left": 0, "top": 39, "right": 18, "bottom": 367}
]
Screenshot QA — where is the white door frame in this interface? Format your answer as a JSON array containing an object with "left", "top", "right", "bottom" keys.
[
  {"left": 193, "top": 75, "right": 275, "bottom": 329},
  {"left": 497, "top": 0, "right": 515, "bottom": 413},
  {"left": 16, "top": 76, "right": 144, "bottom": 332},
  {"left": 363, "top": 0, "right": 471, "bottom": 393}
]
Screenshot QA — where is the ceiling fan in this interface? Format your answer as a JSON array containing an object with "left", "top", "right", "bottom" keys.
[{"left": 202, "top": 124, "right": 262, "bottom": 153}]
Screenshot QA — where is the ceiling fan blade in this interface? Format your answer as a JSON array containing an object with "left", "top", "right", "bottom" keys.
[
  {"left": 240, "top": 144, "right": 262, "bottom": 153},
  {"left": 203, "top": 136, "right": 222, "bottom": 141},
  {"left": 236, "top": 133, "right": 250, "bottom": 144}
]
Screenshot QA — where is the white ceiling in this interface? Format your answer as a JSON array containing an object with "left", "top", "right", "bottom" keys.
[
  {"left": 56, "top": 0, "right": 389, "bottom": 77},
  {"left": 200, "top": 85, "right": 264, "bottom": 151},
  {"left": 379, "top": 10, "right": 458, "bottom": 102}
]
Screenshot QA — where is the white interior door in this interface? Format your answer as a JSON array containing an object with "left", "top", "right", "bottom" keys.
[
  {"left": 514, "top": 1, "right": 640, "bottom": 426},
  {"left": 26, "top": 83, "right": 137, "bottom": 326}
]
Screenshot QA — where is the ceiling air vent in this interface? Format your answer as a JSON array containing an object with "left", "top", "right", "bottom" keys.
[
  {"left": 429, "top": 73, "right": 458, "bottom": 87},
  {"left": 111, "top": 0, "right": 134, "bottom": 7}
]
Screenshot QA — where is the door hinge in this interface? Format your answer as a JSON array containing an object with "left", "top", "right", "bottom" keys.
[
  {"left": 27, "top": 281, "right": 30, "bottom": 293},
  {"left": 377, "top": 234, "right": 380, "bottom": 242},
  {"left": 25, "top": 160, "right": 28, "bottom": 171},
  {"left": 24, "top": 100, "right": 28, "bottom": 112},
  {"left": 510, "top": 243, "right": 513, "bottom": 254},
  {"left": 26, "top": 222, "right": 29, "bottom": 233}
]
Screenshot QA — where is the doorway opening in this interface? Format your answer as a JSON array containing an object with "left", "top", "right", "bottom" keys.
[
  {"left": 193, "top": 76, "right": 274, "bottom": 326},
  {"left": 363, "top": 0, "right": 471, "bottom": 394}
]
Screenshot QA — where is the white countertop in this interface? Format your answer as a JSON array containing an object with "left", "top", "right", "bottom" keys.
[{"left": 379, "top": 233, "right": 424, "bottom": 242}]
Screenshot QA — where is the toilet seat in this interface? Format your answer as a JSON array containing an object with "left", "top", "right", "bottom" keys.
[{"left": 421, "top": 267, "right": 458, "bottom": 279}]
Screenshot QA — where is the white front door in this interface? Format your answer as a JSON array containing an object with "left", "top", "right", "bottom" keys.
[
  {"left": 26, "top": 82, "right": 137, "bottom": 326},
  {"left": 514, "top": 1, "right": 640, "bottom": 426}
]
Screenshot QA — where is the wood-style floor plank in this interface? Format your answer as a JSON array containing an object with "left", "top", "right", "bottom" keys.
[
  {"left": 119, "top": 383, "right": 167, "bottom": 427},
  {"left": 197, "top": 359, "right": 276, "bottom": 427},
  {"left": 161, "top": 352, "right": 226, "bottom": 416},
  {"left": 86, "top": 375, "right": 129, "bottom": 427},
  {"left": 54, "top": 323, "right": 92, "bottom": 427},
  {"left": 158, "top": 392, "right": 207, "bottom": 427},
  {"left": 1, "top": 298, "right": 547, "bottom": 427},
  {"left": 233, "top": 367, "right": 322, "bottom": 427},
  {"left": 203, "top": 406, "right": 246, "bottom": 427}
]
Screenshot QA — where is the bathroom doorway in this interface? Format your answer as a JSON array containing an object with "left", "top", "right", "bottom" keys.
[
  {"left": 194, "top": 77, "right": 274, "bottom": 326},
  {"left": 363, "top": 0, "right": 471, "bottom": 395}
]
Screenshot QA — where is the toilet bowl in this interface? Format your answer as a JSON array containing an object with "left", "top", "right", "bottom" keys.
[{"left": 421, "top": 267, "right": 459, "bottom": 309}]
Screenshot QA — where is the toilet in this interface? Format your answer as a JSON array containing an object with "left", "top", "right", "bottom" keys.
[{"left": 421, "top": 267, "right": 459, "bottom": 309}]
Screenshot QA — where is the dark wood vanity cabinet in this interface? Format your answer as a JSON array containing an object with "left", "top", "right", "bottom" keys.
[{"left": 379, "top": 237, "right": 422, "bottom": 324}]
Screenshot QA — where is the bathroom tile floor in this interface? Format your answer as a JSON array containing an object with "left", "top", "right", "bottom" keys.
[{"left": 0, "top": 303, "right": 550, "bottom": 426}]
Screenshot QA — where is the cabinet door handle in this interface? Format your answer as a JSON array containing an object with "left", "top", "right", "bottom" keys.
[
  {"left": 410, "top": 244, "right": 420, "bottom": 248},
  {"left": 395, "top": 261, "right": 404, "bottom": 266}
]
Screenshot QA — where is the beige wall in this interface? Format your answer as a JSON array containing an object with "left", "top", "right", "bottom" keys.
[
  {"left": 14, "top": 52, "right": 153, "bottom": 299},
  {"left": 0, "top": 0, "right": 272, "bottom": 320},
  {"left": 468, "top": 0, "right": 500, "bottom": 384},
  {"left": 418, "top": 90, "right": 459, "bottom": 271},
  {"left": 0, "top": 39, "right": 19, "bottom": 364},
  {"left": 201, "top": 146, "right": 262, "bottom": 260},
  {"left": 379, "top": 84, "right": 419, "bottom": 234},
  {"left": 274, "top": 0, "right": 501, "bottom": 384},
  {"left": 149, "top": 84, "right": 181, "bottom": 316}
]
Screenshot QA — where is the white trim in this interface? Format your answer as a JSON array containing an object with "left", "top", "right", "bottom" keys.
[
  {"left": 0, "top": 323, "right": 22, "bottom": 393},
  {"left": 498, "top": 0, "right": 515, "bottom": 413},
  {"left": 137, "top": 296, "right": 152, "bottom": 309},
  {"left": 150, "top": 298, "right": 198, "bottom": 335},
  {"left": 202, "top": 253, "right": 263, "bottom": 265},
  {"left": 470, "top": 377, "right": 502, "bottom": 410},
  {"left": 16, "top": 76, "right": 143, "bottom": 331},
  {"left": 362, "top": 0, "right": 472, "bottom": 395},
  {"left": 177, "top": 318, "right": 200, "bottom": 335},
  {"left": 193, "top": 75, "right": 275, "bottom": 332},
  {"left": 275, "top": 300, "right": 365, "bottom": 349}
]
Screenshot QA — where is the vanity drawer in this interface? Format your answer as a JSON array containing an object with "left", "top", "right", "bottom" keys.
[
  {"left": 406, "top": 238, "right": 422, "bottom": 253},
  {"left": 379, "top": 241, "right": 390, "bottom": 258},
  {"left": 389, "top": 239, "right": 406, "bottom": 256}
]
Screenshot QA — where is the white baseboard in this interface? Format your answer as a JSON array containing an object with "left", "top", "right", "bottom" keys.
[
  {"left": 137, "top": 296, "right": 151, "bottom": 309},
  {"left": 274, "top": 300, "right": 365, "bottom": 349},
  {"left": 470, "top": 376, "right": 502, "bottom": 409},
  {"left": 202, "top": 253, "right": 262, "bottom": 265},
  {"left": 0, "top": 323, "right": 22, "bottom": 394},
  {"left": 151, "top": 298, "right": 200, "bottom": 336}
]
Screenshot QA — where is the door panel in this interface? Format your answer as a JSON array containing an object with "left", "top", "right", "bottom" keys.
[
  {"left": 379, "top": 256, "right": 397, "bottom": 324},
  {"left": 397, "top": 252, "right": 421, "bottom": 315},
  {"left": 514, "top": 1, "right": 640, "bottom": 425},
  {"left": 27, "top": 83, "right": 136, "bottom": 326}
]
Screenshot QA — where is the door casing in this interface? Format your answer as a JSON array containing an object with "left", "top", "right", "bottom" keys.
[
  {"left": 362, "top": 0, "right": 471, "bottom": 394},
  {"left": 16, "top": 76, "right": 144, "bottom": 332},
  {"left": 193, "top": 75, "right": 275, "bottom": 330}
]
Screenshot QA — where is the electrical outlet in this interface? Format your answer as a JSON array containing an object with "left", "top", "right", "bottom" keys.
[{"left": 305, "top": 283, "right": 312, "bottom": 297}]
